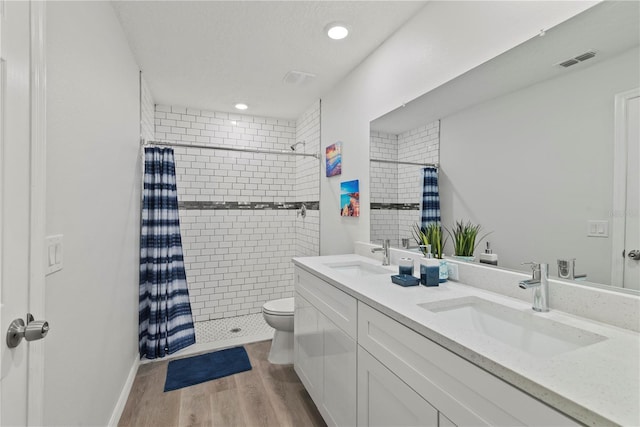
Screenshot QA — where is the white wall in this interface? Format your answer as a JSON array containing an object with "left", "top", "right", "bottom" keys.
[
  {"left": 45, "top": 2, "right": 140, "bottom": 425},
  {"left": 320, "top": 1, "right": 597, "bottom": 255},
  {"left": 439, "top": 48, "right": 640, "bottom": 285},
  {"left": 140, "top": 75, "right": 155, "bottom": 141}
]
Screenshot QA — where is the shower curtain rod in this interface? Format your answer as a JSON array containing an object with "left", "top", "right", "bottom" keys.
[
  {"left": 370, "top": 158, "right": 438, "bottom": 168},
  {"left": 142, "top": 140, "right": 320, "bottom": 159}
]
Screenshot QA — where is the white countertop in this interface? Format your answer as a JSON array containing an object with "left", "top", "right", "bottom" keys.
[{"left": 292, "top": 254, "right": 640, "bottom": 427}]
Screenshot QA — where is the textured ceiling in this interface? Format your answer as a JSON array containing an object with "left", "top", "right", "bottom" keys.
[{"left": 112, "top": 1, "right": 427, "bottom": 119}]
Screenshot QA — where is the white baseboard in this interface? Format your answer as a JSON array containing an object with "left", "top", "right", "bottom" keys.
[{"left": 108, "top": 355, "right": 140, "bottom": 427}]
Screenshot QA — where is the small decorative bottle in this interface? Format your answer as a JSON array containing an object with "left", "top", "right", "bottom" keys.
[{"left": 398, "top": 257, "right": 414, "bottom": 276}]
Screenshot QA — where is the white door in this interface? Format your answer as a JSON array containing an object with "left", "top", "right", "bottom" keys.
[
  {"left": 612, "top": 89, "right": 640, "bottom": 290},
  {"left": 622, "top": 95, "right": 639, "bottom": 289},
  {"left": 0, "top": 1, "right": 47, "bottom": 425}
]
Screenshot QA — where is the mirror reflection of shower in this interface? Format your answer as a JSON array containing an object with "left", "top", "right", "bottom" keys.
[{"left": 290, "top": 140, "right": 305, "bottom": 151}]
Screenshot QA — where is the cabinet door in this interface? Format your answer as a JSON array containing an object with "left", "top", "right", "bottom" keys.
[
  {"left": 358, "top": 347, "right": 438, "bottom": 427},
  {"left": 294, "top": 293, "right": 323, "bottom": 403},
  {"left": 321, "top": 313, "right": 357, "bottom": 427}
]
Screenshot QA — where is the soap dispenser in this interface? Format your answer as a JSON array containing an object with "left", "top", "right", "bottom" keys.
[
  {"left": 420, "top": 244, "right": 440, "bottom": 287},
  {"left": 479, "top": 242, "right": 498, "bottom": 266}
]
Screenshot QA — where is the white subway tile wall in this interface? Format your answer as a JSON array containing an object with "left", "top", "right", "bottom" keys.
[
  {"left": 140, "top": 76, "right": 155, "bottom": 142},
  {"left": 295, "top": 100, "right": 321, "bottom": 257},
  {"left": 155, "top": 103, "right": 320, "bottom": 322},
  {"left": 179, "top": 209, "right": 295, "bottom": 321},
  {"left": 370, "top": 121, "right": 440, "bottom": 247},
  {"left": 370, "top": 131, "right": 398, "bottom": 204},
  {"left": 371, "top": 130, "right": 400, "bottom": 245},
  {"left": 397, "top": 121, "right": 439, "bottom": 243},
  {"left": 371, "top": 209, "right": 400, "bottom": 246}
]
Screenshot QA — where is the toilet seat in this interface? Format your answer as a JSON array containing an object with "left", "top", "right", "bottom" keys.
[{"left": 263, "top": 297, "right": 294, "bottom": 316}]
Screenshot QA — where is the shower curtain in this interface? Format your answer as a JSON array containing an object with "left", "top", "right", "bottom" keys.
[
  {"left": 420, "top": 166, "right": 441, "bottom": 227},
  {"left": 139, "top": 147, "right": 196, "bottom": 359}
]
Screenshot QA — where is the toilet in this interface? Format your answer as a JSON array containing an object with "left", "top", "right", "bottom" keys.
[{"left": 262, "top": 297, "right": 295, "bottom": 364}]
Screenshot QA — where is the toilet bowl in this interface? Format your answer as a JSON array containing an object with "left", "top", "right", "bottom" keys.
[{"left": 262, "top": 297, "right": 294, "bottom": 364}]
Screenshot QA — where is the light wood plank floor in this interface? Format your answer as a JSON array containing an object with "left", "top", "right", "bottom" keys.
[{"left": 119, "top": 340, "right": 327, "bottom": 427}]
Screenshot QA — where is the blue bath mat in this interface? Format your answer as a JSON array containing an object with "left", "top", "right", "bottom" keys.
[{"left": 164, "top": 346, "right": 252, "bottom": 392}]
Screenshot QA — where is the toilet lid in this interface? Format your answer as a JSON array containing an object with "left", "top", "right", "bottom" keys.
[{"left": 263, "top": 297, "right": 294, "bottom": 315}]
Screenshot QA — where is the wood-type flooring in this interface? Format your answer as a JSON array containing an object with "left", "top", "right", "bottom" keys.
[{"left": 119, "top": 340, "right": 326, "bottom": 427}]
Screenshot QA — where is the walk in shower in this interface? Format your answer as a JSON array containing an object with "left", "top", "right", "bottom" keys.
[{"left": 142, "top": 95, "right": 321, "bottom": 350}]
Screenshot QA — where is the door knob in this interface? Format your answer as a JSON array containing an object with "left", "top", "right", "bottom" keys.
[
  {"left": 629, "top": 250, "right": 640, "bottom": 261},
  {"left": 6, "top": 314, "right": 49, "bottom": 348}
]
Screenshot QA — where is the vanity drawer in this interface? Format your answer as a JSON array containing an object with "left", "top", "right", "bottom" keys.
[
  {"left": 295, "top": 267, "right": 357, "bottom": 339},
  {"left": 357, "top": 302, "right": 579, "bottom": 427}
]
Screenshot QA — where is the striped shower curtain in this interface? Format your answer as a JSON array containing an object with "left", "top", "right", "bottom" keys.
[
  {"left": 420, "top": 166, "right": 441, "bottom": 227},
  {"left": 139, "top": 147, "right": 196, "bottom": 359}
]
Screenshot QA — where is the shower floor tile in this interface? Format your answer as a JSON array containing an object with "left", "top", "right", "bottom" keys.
[{"left": 194, "top": 313, "right": 274, "bottom": 344}]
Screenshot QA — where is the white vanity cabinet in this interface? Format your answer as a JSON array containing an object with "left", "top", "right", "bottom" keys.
[
  {"left": 357, "top": 302, "right": 580, "bottom": 427},
  {"left": 294, "top": 263, "right": 582, "bottom": 427},
  {"left": 294, "top": 267, "right": 357, "bottom": 427}
]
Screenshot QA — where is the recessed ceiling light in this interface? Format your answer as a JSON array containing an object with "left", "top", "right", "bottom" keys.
[
  {"left": 325, "top": 23, "right": 349, "bottom": 40},
  {"left": 234, "top": 103, "right": 248, "bottom": 110}
]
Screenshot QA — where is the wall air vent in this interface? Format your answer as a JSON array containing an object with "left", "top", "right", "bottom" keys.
[
  {"left": 283, "top": 70, "right": 316, "bottom": 86},
  {"left": 557, "top": 51, "right": 597, "bottom": 68}
]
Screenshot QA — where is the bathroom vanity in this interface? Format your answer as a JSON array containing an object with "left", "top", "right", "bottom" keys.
[{"left": 292, "top": 253, "right": 640, "bottom": 427}]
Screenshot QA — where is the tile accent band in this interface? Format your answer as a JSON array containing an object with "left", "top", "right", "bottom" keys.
[
  {"left": 371, "top": 203, "right": 419, "bottom": 210},
  {"left": 178, "top": 201, "right": 320, "bottom": 210}
]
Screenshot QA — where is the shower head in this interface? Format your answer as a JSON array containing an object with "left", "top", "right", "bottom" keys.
[{"left": 290, "top": 141, "right": 306, "bottom": 151}]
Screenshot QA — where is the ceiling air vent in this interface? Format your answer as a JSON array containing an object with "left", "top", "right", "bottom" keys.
[
  {"left": 559, "top": 59, "right": 579, "bottom": 68},
  {"left": 575, "top": 51, "right": 596, "bottom": 62},
  {"left": 557, "top": 50, "right": 597, "bottom": 68},
  {"left": 283, "top": 70, "right": 316, "bottom": 86}
]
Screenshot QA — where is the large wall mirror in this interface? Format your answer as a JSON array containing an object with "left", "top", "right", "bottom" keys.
[{"left": 370, "top": 1, "right": 639, "bottom": 292}]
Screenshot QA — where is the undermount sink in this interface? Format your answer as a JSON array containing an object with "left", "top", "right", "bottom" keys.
[
  {"left": 325, "top": 261, "right": 391, "bottom": 277},
  {"left": 419, "top": 297, "right": 606, "bottom": 357}
]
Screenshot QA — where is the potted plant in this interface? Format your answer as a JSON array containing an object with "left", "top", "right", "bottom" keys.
[
  {"left": 412, "top": 223, "right": 445, "bottom": 259},
  {"left": 446, "top": 220, "right": 491, "bottom": 261},
  {"left": 412, "top": 223, "right": 449, "bottom": 282}
]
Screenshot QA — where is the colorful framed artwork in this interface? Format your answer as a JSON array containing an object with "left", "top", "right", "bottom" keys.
[
  {"left": 326, "top": 142, "right": 342, "bottom": 177},
  {"left": 340, "top": 179, "right": 360, "bottom": 217}
]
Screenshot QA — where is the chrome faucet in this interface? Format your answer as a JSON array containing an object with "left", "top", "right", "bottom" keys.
[
  {"left": 371, "top": 239, "right": 390, "bottom": 266},
  {"left": 519, "top": 262, "right": 549, "bottom": 312},
  {"left": 557, "top": 258, "right": 587, "bottom": 280},
  {"left": 401, "top": 238, "right": 420, "bottom": 250}
]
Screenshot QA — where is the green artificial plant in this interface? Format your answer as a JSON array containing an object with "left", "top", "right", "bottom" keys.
[
  {"left": 447, "top": 220, "right": 491, "bottom": 257},
  {"left": 412, "top": 223, "right": 447, "bottom": 259}
]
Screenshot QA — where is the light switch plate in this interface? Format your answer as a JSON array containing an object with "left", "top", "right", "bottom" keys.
[
  {"left": 587, "top": 220, "right": 609, "bottom": 238},
  {"left": 45, "top": 234, "right": 63, "bottom": 275}
]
